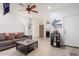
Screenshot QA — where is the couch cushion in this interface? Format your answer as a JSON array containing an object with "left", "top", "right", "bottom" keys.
[
  {"left": 0, "top": 33, "right": 6, "bottom": 41},
  {"left": 9, "top": 33, "right": 15, "bottom": 39},
  {"left": 15, "top": 32, "right": 24, "bottom": 39},
  {"left": 5, "top": 33, "right": 10, "bottom": 40},
  {"left": 0, "top": 40, "right": 14, "bottom": 47},
  {"left": 0, "top": 44, "right": 16, "bottom": 51},
  {"left": 5, "top": 33, "right": 15, "bottom": 40}
]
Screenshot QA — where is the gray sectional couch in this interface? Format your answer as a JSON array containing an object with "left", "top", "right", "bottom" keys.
[{"left": 0, "top": 32, "right": 24, "bottom": 51}]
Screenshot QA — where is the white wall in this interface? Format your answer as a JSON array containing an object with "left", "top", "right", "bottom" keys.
[
  {"left": 0, "top": 3, "right": 24, "bottom": 33},
  {"left": 50, "top": 3, "right": 79, "bottom": 47}
]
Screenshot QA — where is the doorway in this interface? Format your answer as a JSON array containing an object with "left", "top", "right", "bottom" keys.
[{"left": 39, "top": 24, "right": 44, "bottom": 38}]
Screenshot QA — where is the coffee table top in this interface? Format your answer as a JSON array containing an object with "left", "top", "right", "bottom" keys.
[{"left": 15, "top": 39, "right": 38, "bottom": 46}]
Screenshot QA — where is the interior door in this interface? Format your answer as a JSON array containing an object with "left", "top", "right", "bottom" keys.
[
  {"left": 64, "top": 15, "right": 79, "bottom": 47},
  {"left": 39, "top": 25, "right": 44, "bottom": 38}
]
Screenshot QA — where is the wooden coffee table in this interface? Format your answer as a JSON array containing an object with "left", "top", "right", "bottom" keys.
[{"left": 15, "top": 39, "right": 38, "bottom": 55}]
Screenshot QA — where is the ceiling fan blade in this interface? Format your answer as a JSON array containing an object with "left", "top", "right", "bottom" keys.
[
  {"left": 30, "top": 5, "right": 36, "bottom": 9},
  {"left": 31, "top": 10, "right": 38, "bottom": 13},
  {"left": 19, "top": 3, "right": 25, "bottom": 7}
]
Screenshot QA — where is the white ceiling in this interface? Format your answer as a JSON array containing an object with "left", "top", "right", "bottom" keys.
[
  {"left": 1, "top": 3, "right": 79, "bottom": 14},
  {"left": 1, "top": 3, "right": 79, "bottom": 21},
  {"left": 10, "top": 3, "right": 79, "bottom": 14}
]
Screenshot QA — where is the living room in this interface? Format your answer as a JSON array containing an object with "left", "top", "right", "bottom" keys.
[{"left": 0, "top": 3, "right": 79, "bottom": 56}]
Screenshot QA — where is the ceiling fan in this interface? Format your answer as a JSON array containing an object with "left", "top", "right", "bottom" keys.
[{"left": 19, "top": 3, "right": 38, "bottom": 14}]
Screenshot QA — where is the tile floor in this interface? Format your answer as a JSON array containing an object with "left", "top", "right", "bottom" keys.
[{"left": 0, "top": 38, "right": 79, "bottom": 56}]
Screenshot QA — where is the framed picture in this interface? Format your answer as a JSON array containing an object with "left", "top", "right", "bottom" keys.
[
  {"left": 3, "top": 3, "right": 10, "bottom": 15},
  {"left": 52, "top": 18, "right": 62, "bottom": 28}
]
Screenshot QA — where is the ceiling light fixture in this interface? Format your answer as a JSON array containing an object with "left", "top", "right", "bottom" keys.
[{"left": 48, "top": 6, "right": 51, "bottom": 10}]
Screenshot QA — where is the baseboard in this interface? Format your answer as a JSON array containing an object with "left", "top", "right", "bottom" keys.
[{"left": 64, "top": 45, "right": 79, "bottom": 49}]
